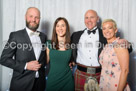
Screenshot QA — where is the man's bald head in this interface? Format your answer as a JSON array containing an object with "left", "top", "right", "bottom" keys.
[
  {"left": 84, "top": 9, "right": 99, "bottom": 30},
  {"left": 84, "top": 10, "right": 98, "bottom": 17},
  {"left": 25, "top": 7, "right": 41, "bottom": 31},
  {"left": 26, "top": 7, "right": 40, "bottom": 16}
]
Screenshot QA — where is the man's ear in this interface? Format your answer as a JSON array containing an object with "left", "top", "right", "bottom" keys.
[
  {"left": 25, "top": 16, "right": 26, "bottom": 20},
  {"left": 97, "top": 17, "right": 100, "bottom": 23}
]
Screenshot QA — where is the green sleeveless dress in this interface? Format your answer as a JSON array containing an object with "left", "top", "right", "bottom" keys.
[{"left": 46, "top": 40, "right": 74, "bottom": 91}]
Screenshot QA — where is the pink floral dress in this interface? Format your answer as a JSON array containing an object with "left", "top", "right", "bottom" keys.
[{"left": 99, "top": 39, "right": 130, "bottom": 91}]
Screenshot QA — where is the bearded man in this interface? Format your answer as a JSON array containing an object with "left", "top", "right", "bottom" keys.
[{"left": 0, "top": 7, "right": 47, "bottom": 91}]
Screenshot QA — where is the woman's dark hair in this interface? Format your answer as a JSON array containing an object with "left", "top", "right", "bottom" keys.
[{"left": 51, "top": 17, "right": 71, "bottom": 49}]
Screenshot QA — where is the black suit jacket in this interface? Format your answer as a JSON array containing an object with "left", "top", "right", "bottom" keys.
[
  {"left": 0, "top": 29, "right": 47, "bottom": 91},
  {"left": 71, "top": 28, "right": 107, "bottom": 63}
]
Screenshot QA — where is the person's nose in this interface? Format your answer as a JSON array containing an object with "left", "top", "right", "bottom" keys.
[
  {"left": 87, "top": 18, "right": 92, "bottom": 22},
  {"left": 86, "top": 19, "right": 92, "bottom": 23},
  {"left": 59, "top": 26, "right": 62, "bottom": 30},
  {"left": 32, "top": 17, "right": 36, "bottom": 22},
  {"left": 105, "top": 29, "right": 109, "bottom": 33}
]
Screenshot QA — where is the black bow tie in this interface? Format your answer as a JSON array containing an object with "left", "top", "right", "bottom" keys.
[{"left": 87, "top": 28, "right": 97, "bottom": 35}]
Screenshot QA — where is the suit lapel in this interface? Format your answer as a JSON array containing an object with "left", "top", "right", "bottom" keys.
[
  {"left": 39, "top": 32, "right": 45, "bottom": 44},
  {"left": 23, "top": 29, "right": 36, "bottom": 60},
  {"left": 38, "top": 32, "right": 46, "bottom": 61},
  {"left": 73, "top": 28, "right": 86, "bottom": 44}
]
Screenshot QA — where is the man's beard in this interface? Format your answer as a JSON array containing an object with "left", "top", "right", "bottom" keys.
[{"left": 26, "top": 21, "right": 39, "bottom": 31}]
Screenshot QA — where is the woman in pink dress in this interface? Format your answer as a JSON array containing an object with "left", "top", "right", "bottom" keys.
[{"left": 99, "top": 19, "right": 130, "bottom": 91}]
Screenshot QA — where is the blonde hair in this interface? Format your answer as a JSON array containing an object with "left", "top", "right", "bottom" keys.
[{"left": 102, "top": 19, "right": 117, "bottom": 29}]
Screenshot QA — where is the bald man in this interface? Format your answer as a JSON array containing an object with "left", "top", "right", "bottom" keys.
[
  {"left": 71, "top": 9, "right": 132, "bottom": 91},
  {"left": 71, "top": 10, "right": 107, "bottom": 91},
  {"left": 0, "top": 7, "right": 47, "bottom": 91}
]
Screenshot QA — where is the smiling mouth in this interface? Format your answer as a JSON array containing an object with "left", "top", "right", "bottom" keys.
[
  {"left": 30, "top": 22, "right": 36, "bottom": 25},
  {"left": 58, "top": 32, "right": 63, "bottom": 34},
  {"left": 87, "top": 22, "right": 92, "bottom": 25},
  {"left": 105, "top": 34, "right": 110, "bottom": 36}
]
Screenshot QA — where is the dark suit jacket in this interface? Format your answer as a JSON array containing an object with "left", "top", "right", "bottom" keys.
[
  {"left": 0, "top": 29, "right": 47, "bottom": 91},
  {"left": 71, "top": 28, "right": 107, "bottom": 63}
]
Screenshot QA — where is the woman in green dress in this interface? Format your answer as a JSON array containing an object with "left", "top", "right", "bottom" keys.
[{"left": 46, "top": 17, "right": 74, "bottom": 91}]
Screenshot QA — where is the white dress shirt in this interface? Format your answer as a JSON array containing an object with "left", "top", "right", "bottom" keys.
[
  {"left": 76, "top": 27, "right": 100, "bottom": 66},
  {"left": 26, "top": 27, "right": 42, "bottom": 78}
]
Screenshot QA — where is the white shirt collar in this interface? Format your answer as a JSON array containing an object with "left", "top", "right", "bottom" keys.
[
  {"left": 86, "top": 26, "right": 97, "bottom": 31},
  {"left": 26, "top": 27, "right": 38, "bottom": 36}
]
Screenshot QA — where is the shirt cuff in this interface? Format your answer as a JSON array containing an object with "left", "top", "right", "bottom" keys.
[{"left": 24, "top": 63, "right": 27, "bottom": 70}]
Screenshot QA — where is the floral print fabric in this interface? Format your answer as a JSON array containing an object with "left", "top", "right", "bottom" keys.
[{"left": 99, "top": 39, "right": 130, "bottom": 91}]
